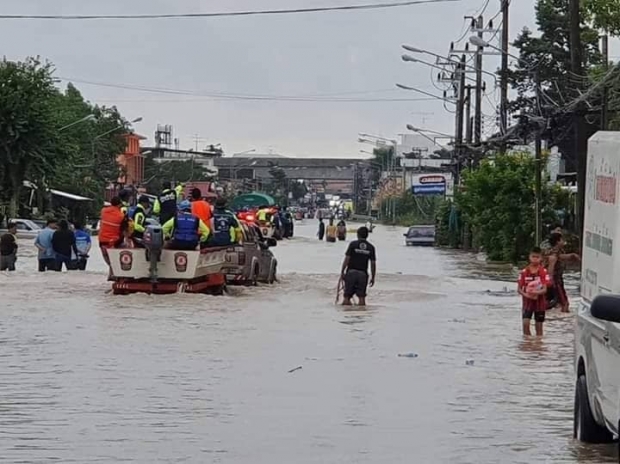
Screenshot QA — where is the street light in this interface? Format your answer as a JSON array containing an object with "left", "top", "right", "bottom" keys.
[
  {"left": 58, "top": 114, "right": 96, "bottom": 132},
  {"left": 233, "top": 149, "right": 256, "bottom": 157},
  {"left": 358, "top": 134, "right": 399, "bottom": 222},
  {"left": 403, "top": 51, "right": 498, "bottom": 84},
  {"left": 406, "top": 124, "right": 453, "bottom": 138},
  {"left": 396, "top": 83, "right": 455, "bottom": 103}
]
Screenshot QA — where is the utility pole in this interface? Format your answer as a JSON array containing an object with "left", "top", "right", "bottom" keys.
[
  {"left": 454, "top": 55, "right": 467, "bottom": 186},
  {"left": 465, "top": 85, "right": 473, "bottom": 145},
  {"left": 601, "top": 34, "right": 609, "bottom": 130},
  {"left": 500, "top": 0, "right": 509, "bottom": 148},
  {"left": 535, "top": 70, "right": 543, "bottom": 245},
  {"left": 474, "top": 15, "right": 484, "bottom": 146},
  {"left": 569, "top": 0, "right": 587, "bottom": 236}
]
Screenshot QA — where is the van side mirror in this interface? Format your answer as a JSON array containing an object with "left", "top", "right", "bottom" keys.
[
  {"left": 403, "top": 233, "right": 407, "bottom": 237},
  {"left": 266, "top": 237, "right": 277, "bottom": 247},
  {"left": 591, "top": 294, "right": 620, "bottom": 323}
]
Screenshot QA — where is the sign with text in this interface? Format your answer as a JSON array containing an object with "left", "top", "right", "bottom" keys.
[
  {"left": 418, "top": 175, "right": 446, "bottom": 185},
  {"left": 412, "top": 184, "right": 446, "bottom": 195}
]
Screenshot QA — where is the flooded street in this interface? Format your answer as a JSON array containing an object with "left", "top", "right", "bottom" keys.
[{"left": 0, "top": 222, "right": 616, "bottom": 463}]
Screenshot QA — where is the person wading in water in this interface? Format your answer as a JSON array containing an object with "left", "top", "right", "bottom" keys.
[
  {"left": 317, "top": 218, "right": 325, "bottom": 241},
  {"left": 546, "top": 232, "right": 579, "bottom": 313},
  {"left": 340, "top": 226, "right": 376, "bottom": 306},
  {"left": 326, "top": 218, "right": 337, "bottom": 243}
]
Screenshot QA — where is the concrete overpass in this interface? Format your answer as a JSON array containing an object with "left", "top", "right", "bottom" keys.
[{"left": 214, "top": 157, "right": 372, "bottom": 195}]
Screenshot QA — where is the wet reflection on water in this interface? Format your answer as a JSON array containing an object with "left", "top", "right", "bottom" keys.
[{"left": 0, "top": 223, "right": 615, "bottom": 463}]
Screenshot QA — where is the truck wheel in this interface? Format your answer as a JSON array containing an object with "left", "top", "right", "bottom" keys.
[
  {"left": 211, "top": 284, "right": 226, "bottom": 296},
  {"left": 574, "top": 375, "right": 613, "bottom": 443},
  {"left": 251, "top": 264, "right": 259, "bottom": 286}
]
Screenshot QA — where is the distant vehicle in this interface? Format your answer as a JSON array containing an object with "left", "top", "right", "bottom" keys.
[
  {"left": 223, "top": 222, "right": 278, "bottom": 286},
  {"left": 404, "top": 225, "right": 435, "bottom": 246},
  {"left": 31, "top": 219, "right": 47, "bottom": 230},
  {"left": 0, "top": 218, "right": 43, "bottom": 239}
]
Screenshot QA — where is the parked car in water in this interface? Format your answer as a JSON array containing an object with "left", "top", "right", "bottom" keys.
[
  {"left": 223, "top": 222, "right": 278, "bottom": 286},
  {"left": 404, "top": 225, "right": 435, "bottom": 246},
  {"left": 0, "top": 218, "right": 43, "bottom": 239},
  {"left": 574, "top": 294, "right": 620, "bottom": 447}
]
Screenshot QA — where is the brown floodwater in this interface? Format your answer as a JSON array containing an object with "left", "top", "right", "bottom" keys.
[{"left": 0, "top": 222, "right": 615, "bottom": 463}]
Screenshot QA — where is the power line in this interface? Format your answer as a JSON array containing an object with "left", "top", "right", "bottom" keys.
[
  {"left": 58, "top": 76, "right": 438, "bottom": 102},
  {"left": 0, "top": 0, "right": 461, "bottom": 20}
]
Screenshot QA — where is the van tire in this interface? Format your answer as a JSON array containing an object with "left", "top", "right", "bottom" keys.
[{"left": 574, "top": 375, "right": 614, "bottom": 443}]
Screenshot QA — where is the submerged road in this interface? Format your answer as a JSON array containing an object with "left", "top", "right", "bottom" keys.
[{"left": 0, "top": 222, "right": 614, "bottom": 463}]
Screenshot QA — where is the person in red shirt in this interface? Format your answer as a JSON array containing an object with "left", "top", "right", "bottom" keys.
[{"left": 518, "top": 246, "right": 552, "bottom": 336}]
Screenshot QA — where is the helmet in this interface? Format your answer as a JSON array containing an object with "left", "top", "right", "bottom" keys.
[{"left": 179, "top": 200, "right": 191, "bottom": 211}]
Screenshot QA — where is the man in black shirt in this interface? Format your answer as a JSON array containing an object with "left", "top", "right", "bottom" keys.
[
  {"left": 0, "top": 222, "right": 18, "bottom": 271},
  {"left": 340, "top": 226, "right": 376, "bottom": 306},
  {"left": 52, "top": 219, "right": 79, "bottom": 272}
]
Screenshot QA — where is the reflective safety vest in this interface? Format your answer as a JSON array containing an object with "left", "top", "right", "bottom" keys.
[
  {"left": 173, "top": 213, "right": 199, "bottom": 244},
  {"left": 131, "top": 205, "right": 147, "bottom": 238},
  {"left": 159, "top": 189, "right": 177, "bottom": 223},
  {"left": 212, "top": 211, "right": 235, "bottom": 246},
  {"left": 257, "top": 209, "right": 268, "bottom": 222}
]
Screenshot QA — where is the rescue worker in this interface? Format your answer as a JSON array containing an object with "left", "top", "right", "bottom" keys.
[
  {"left": 118, "top": 189, "right": 131, "bottom": 215},
  {"left": 209, "top": 198, "right": 241, "bottom": 247},
  {"left": 257, "top": 205, "right": 270, "bottom": 223},
  {"left": 162, "top": 200, "right": 210, "bottom": 250},
  {"left": 281, "top": 206, "right": 293, "bottom": 238},
  {"left": 317, "top": 218, "right": 325, "bottom": 240},
  {"left": 326, "top": 218, "right": 337, "bottom": 243},
  {"left": 99, "top": 197, "right": 126, "bottom": 267},
  {"left": 190, "top": 187, "right": 213, "bottom": 229},
  {"left": 153, "top": 182, "right": 184, "bottom": 225},
  {"left": 130, "top": 195, "right": 151, "bottom": 246}
]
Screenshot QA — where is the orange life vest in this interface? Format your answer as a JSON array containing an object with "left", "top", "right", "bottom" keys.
[{"left": 99, "top": 205, "right": 125, "bottom": 247}]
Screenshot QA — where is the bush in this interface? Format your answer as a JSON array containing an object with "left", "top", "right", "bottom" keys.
[{"left": 439, "top": 153, "right": 567, "bottom": 262}]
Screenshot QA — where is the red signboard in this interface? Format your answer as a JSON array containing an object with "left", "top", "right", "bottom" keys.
[
  {"left": 419, "top": 175, "right": 446, "bottom": 184},
  {"left": 595, "top": 175, "right": 617, "bottom": 204}
]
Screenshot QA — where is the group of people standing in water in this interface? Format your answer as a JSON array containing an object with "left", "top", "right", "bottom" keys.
[
  {"left": 317, "top": 218, "right": 347, "bottom": 242},
  {"left": 518, "top": 224, "right": 581, "bottom": 336}
]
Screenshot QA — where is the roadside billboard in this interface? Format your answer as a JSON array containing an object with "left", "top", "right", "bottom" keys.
[{"left": 411, "top": 174, "right": 447, "bottom": 196}]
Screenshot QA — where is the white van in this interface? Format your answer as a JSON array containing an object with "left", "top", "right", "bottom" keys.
[{"left": 574, "top": 131, "right": 620, "bottom": 447}]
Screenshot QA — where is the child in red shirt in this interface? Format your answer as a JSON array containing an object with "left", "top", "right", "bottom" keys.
[{"left": 517, "top": 247, "right": 551, "bottom": 336}]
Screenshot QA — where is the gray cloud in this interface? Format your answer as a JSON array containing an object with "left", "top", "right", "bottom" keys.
[{"left": 0, "top": 0, "right": 537, "bottom": 156}]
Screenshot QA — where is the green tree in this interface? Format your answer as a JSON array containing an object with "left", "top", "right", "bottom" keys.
[
  {"left": 50, "top": 84, "right": 129, "bottom": 206},
  {"left": 509, "top": 0, "right": 601, "bottom": 172},
  {"left": 290, "top": 180, "right": 308, "bottom": 201},
  {"left": 0, "top": 57, "right": 58, "bottom": 216},
  {"left": 456, "top": 153, "right": 563, "bottom": 262},
  {"left": 583, "top": 0, "right": 620, "bottom": 34},
  {"left": 372, "top": 146, "right": 394, "bottom": 170}
]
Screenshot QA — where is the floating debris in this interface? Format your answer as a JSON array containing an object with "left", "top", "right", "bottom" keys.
[
  {"left": 288, "top": 366, "right": 303, "bottom": 373},
  {"left": 465, "top": 360, "right": 475, "bottom": 366},
  {"left": 398, "top": 353, "right": 418, "bottom": 358}
]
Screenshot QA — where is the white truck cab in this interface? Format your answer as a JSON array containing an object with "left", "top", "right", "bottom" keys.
[{"left": 575, "top": 131, "right": 620, "bottom": 448}]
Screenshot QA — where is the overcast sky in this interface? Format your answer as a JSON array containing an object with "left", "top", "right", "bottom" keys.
[{"left": 0, "top": 0, "right": 544, "bottom": 157}]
